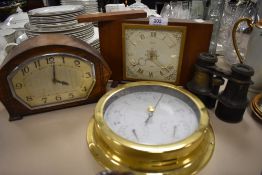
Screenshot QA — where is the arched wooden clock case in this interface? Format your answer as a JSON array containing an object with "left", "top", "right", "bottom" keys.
[{"left": 0, "top": 34, "right": 111, "bottom": 121}]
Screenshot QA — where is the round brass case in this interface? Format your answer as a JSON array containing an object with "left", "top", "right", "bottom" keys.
[{"left": 87, "top": 81, "right": 215, "bottom": 174}]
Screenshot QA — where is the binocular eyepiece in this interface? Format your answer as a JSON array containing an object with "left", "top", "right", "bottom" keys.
[{"left": 187, "top": 53, "right": 254, "bottom": 123}]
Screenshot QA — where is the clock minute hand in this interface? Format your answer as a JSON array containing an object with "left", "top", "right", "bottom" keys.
[
  {"left": 147, "top": 51, "right": 170, "bottom": 72},
  {"left": 52, "top": 64, "right": 57, "bottom": 83},
  {"left": 144, "top": 106, "right": 154, "bottom": 124},
  {"left": 151, "top": 57, "right": 169, "bottom": 73}
]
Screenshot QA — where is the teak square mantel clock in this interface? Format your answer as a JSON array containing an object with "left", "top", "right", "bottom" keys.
[
  {"left": 122, "top": 23, "right": 186, "bottom": 84},
  {"left": 77, "top": 10, "right": 213, "bottom": 86}
]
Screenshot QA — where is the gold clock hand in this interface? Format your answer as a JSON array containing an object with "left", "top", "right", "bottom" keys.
[
  {"left": 145, "top": 94, "right": 164, "bottom": 124},
  {"left": 144, "top": 106, "right": 154, "bottom": 124}
]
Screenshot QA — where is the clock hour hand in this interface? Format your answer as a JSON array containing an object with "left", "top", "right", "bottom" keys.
[
  {"left": 55, "top": 79, "right": 69, "bottom": 85},
  {"left": 52, "top": 64, "right": 69, "bottom": 85}
]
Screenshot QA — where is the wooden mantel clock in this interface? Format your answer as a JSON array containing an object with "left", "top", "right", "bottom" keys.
[
  {"left": 0, "top": 34, "right": 111, "bottom": 121},
  {"left": 77, "top": 10, "right": 213, "bottom": 86}
]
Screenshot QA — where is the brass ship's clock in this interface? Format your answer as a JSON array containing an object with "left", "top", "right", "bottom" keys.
[{"left": 87, "top": 81, "right": 215, "bottom": 174}]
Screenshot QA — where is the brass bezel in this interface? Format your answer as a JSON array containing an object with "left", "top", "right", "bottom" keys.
[
  {"left": 88, "top": 81, "right": 215, "bottom": 174},
  {"left": 250, "top": 93, "right": 262, "bottom": 121},
  {"left": 122, "top": 24, "right": 187, "bottom": 84}
]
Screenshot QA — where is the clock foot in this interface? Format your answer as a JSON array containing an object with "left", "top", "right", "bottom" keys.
[{"left": 9, "top": 114, "right": 23, "bottom": 121}]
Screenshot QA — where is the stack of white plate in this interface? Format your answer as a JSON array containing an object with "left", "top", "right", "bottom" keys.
[
  {"left": 60, "top": 0, "right": 99, "bottom": 13},
  {"left": 57, "top": 3, "right": 100, "bottom": 51},
  {"left": 90, "top": 38, "right": 100, "bottom": 50},
  {"left": 28, "top": 5, "right": 85, "bottom": 26},
  {"left": 25, "top": 22, "right": 94, "bottom": 41},
  {"left": 25, "top": 5, "right": 96, "bottom": 47},
  {"left": 86, "top": 27, "right": 100, "bottom": 51}
]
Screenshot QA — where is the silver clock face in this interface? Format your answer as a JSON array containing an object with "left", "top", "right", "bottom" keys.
[{"left": 104, "top": 85, "right": 199, "bottom": 145}]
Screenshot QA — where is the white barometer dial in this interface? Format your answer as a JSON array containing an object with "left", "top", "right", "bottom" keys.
[{"left": 105, "top": 91, "right": 198, "bottom": 145}]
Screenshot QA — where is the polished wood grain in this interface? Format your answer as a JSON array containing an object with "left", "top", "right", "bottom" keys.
[
  {"left": 0, "top": 34, "right": 111, "bottom": 121},
  {"left": 77, "top": 10, "right": 147, "bottom": 23}
]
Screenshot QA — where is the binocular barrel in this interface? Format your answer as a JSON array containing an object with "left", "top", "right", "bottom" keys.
[{"left": 187, "top": 53, "right": 254, "bottom": 123}]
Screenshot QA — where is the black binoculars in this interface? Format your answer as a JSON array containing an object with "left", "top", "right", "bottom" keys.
[{"left": 187, "top": 53, "right": 254, "bottom": 123}]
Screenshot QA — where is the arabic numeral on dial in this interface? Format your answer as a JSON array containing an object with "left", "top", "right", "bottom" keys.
[
  {"left": 26, "top": 96, "right": 33, "bottom": 101},
  {"left": 22, "top": 66, "right": 30, "bottom": 75},
  {"left": 55, "top": 96, "right": 62, "bottom": 101},
  {"left": 46, "top": 57, "right": 55, "bottom": 64},
  {"left": 15, "top": 83, "right": 23, "bottom": 89},
  {"left": 41, "top": 97, "right": 47, "bottom": 103},
  {"left": 74, "top": 60, "right": 80, "bottom": 67}
]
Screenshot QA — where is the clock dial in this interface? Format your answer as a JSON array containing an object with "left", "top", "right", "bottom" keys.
[
  {"left": 123, "top": 24, "right": 186, "bottom": 83},
  {"left": 7, "top": 53, "right": 96, "bottom": 109},
  {"left": 104, "top": 91, "right": 198, "bottom": 145}
]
